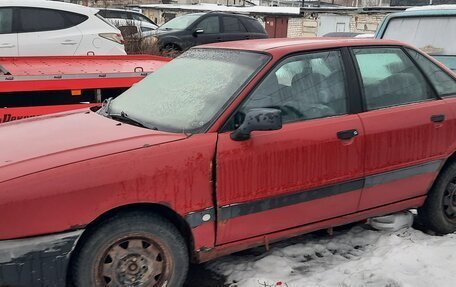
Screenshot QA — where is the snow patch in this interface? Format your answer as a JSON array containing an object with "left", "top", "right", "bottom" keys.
[{"left": 209, "top": 226, "right": 456, "bottom": 287}]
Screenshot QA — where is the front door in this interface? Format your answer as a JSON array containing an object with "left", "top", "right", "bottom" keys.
[
  {"left": 190, "top": 15, "right": 221, "bottom": 47},
  {"left": 352, "top": 47, "right": 454, "bottom": 210},
  {"left": 215, "top": 50, "right": 365, "bottom": 244}
]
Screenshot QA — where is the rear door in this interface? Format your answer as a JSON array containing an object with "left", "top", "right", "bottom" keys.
[
  {"left": 215, "top": 50, "right": 365, "bottom": 244},
  {"left": 17, "top": 7, "right": 83, "bottom": 56},
  {"left": 221, "top": 15, "right": 250, "bottom": 41},
  {"left": 0, "top": 7, "right": 17, "bottom": 56},
  {"left": 352, "top": 46, "right": 454, "bottom": 210}
]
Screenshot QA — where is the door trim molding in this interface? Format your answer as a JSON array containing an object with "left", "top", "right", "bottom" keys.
[{"left": 217, "top": 159, "right": 443, "bottom": 221}]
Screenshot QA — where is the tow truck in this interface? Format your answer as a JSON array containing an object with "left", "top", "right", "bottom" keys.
[{"left": 0, "top": 54, "right": 170, "bottom": 124}]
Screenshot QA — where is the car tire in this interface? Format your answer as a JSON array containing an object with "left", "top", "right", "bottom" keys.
[
  {"left": 71, "top": 211, "right": 189, "bottom": 287},
  {"left": 418, "top": 161, "right": 456, "bottom": 234}
]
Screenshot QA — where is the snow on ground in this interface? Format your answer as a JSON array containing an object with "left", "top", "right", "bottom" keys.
[{"left": 208, "top": 225, "right": 456, "bottom": 287}]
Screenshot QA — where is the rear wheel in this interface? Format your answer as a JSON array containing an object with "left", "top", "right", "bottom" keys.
[
  {"left": 71, "top": 212, "right": 189, "bottom": 287},
  {"left": 419, "top": 161, "right": 456, "bottom": 234}
]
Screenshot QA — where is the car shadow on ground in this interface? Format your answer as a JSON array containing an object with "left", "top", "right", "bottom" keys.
[{"left": 184, "top": 263, "right": 229, "bottom": 287}]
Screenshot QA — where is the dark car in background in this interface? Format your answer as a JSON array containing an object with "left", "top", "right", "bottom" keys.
[{"left": 145, "top": 12, "right": 268, "bottom": 54}]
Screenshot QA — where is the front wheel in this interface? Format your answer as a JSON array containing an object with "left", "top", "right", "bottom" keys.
[
  {"left": 71, "top": 212, "right": 189, "bottom": 287},
  {"left": 418, "top": 161, "right": 456, "bottom": 234}
]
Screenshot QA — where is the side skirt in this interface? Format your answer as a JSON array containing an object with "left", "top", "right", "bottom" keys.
[{"left": 196, "top": 196, "right": 425, "bottom": 262}]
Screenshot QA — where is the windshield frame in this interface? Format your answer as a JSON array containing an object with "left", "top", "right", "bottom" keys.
[{"left": 196, "top": 48, "right": 272, "bottom": 134}]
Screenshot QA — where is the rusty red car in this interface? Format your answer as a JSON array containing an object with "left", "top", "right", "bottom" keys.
[{"left": 1, "top": 38, "right": 456, "bottom": 287}]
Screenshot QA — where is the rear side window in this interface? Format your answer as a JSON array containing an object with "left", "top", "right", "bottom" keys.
[
  {"left": 240, "top": 17, "right": 265, "bottom": 33},
  {"left": 0, "top": 8, "right": 13, "bottom": 34},
  {"left": 406, "top": 48, "right": 456, "bottom": 97},
  {"left": 353, "top": 47, "right": 434, "bottom": 111},
  {"left": 223, "top": 16, "right": 247, "bottom": 33},
  {"left": 18, "top": 8, "right": 88, "bottom": 33}
]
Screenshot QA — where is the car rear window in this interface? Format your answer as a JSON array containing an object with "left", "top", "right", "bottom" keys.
[
  {"left": 98, "top": 10, "right": 131, "bottom": 20},
  {"left": 382, "top": 16, "right": 456, "bottom": 56},
  {"left": 18, "top": 8, "right": 88, "bottom": 33},
  {"left": 223, "top": 16, "right": 247, "bottom": 33},
  {"left": 241, "top": 17, "right": 266, "bottom": 33}
]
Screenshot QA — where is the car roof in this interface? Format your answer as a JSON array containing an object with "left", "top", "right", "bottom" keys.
[
  {"left": 388, "top": 5, "right": 456, "bottom": 17},
  {"left": 199, "top": 38, "right": 407, "bottom": 54},
  {"left": 0, "top": 0, "right": 99, "bottom": 15},
  {"left": 98, "top": 7, "right": 144, "bottom": 15}
]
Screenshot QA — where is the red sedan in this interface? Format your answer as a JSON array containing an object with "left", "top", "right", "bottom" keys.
[{"left": 1, "top": 38, "right": 456, "bottom": 287}]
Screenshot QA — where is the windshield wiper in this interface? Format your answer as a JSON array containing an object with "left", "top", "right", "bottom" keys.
[
  {"left": 109, "top": 111, "right": 157, "bottom": 130},
  {"left": 98, "top": 97, "right": 113, "bottom": 115}
]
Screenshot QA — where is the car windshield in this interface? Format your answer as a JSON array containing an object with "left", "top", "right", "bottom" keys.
[
  {"left": 383, "top": 16, "right": 456, "bottom": 56},
  {"left": 107, "top": 49, "right": 270, "bottom": 133},
  {"left": 159, "top": 14, "right": 201, "bottom": 30}
]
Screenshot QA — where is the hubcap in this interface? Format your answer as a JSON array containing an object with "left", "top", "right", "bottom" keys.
[
  {"left": 443, "top": 182, "right": 456, "bottom": 221},
  {"left": 99, "top": 238, "right": 167, "bottom": 287}
]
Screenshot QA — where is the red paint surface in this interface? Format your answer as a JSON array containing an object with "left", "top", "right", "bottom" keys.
[
  {"left": 0, "top": 111, "right": 216, "bottom": 250},
  {"left": 358, "top": 100, "right": 456, "bottom": 209},
  {"left": 0, "top": 55, "right": 170, "bottom": 77},
  {"left": 216, "top": 115, "right": 365, "bottom": 243},
  {"left": 0, "top": 104, "right": 97, "bottom": 124},
  {"left": 264, "top": 17, "right": 288, "bottom": 38},
  {"left": 0, "top": 39, "right": 454, "bottom": 262}
]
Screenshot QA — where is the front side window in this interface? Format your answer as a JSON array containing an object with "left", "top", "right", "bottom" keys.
[
  {"left": 353, "top": 47, "right": 434, "bottom": 111},
  {"left": 240, "top": 50, "right": 348, "bottom": 125},
  {"left": 108, "top": 49, "right": 269, "bottom": 133},
  {"left": 196, "top": 16, "right": 220, "bottom": 34},
  {"left": 18, "top": 8, "right": 84, "bottom": 33},
  {"left": 0, "top": 8, "right": 13, "bottom": 34},
  {"left": 406, "top": 48, "right": 456, "bottom": 97},
  {"left": 223, "top": 16, "right": 247, "bottom": 33}
]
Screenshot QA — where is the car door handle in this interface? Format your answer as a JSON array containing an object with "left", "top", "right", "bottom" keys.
[
  {"left": 0, "top": 43, "right": 15, "bottom": 48},
  {"left": 431, "top": 114, "right": 445, "bottom": 123},
  {"left": 61, "top": 40, "right": 77, "bottom": 45},
  {"left": 337, "top": 129, "right": 359, "bottom": 140}
]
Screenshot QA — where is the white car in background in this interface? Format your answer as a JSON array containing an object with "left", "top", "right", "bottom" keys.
[
  {"left": 0, "top": 0, "right": 126, "bottom": 56},
  {"left": 97, "top": 8, "right": 158, "bottom": 37}
]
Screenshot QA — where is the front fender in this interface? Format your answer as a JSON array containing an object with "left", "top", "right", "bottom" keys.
[{"left": 0, "top": 134, "right": 217, "bottom": 252}]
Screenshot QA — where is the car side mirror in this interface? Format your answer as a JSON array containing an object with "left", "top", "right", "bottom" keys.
[
  {"left": 193, "top": 29, "right": 204, "bottom": 36},
  {"left": 230, "top": 108, "right": 282, "bottom": 141}
]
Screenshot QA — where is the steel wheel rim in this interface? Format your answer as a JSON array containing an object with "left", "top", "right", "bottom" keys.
[
  {"left": 443, "top": 181, "right": 456, "bottom": 222},
  {"left": 97, "top": 236, "right": 171, "bottom": 287}
]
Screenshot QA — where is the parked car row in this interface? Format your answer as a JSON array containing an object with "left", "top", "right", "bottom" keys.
[
  {"left": 0, "top": 0, "right": 268, "bottom": 56},
  {"left": 0, "top": 0, "right": 126, "bottom": 56}
]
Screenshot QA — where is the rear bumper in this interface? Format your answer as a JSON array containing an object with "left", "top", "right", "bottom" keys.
[{"left": 0, "top": 230, "right": 83, "bottom": 287}]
